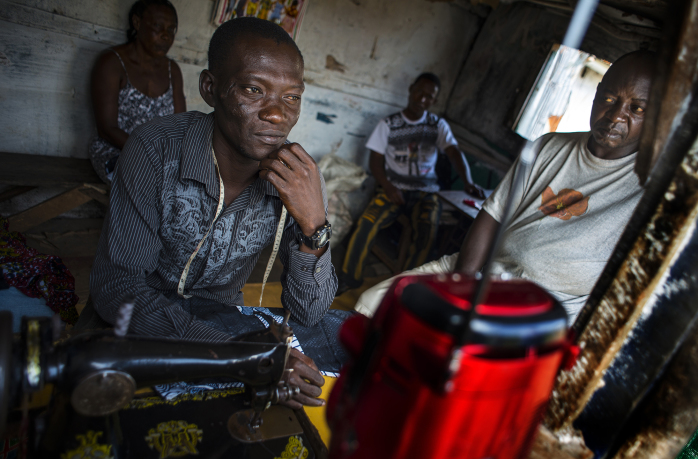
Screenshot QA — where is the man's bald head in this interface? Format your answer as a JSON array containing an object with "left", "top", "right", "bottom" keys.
[
  {"left": 208, "top": 17, "right": 304, "bottom": 77},
  {"left": 600, "top": 50, "right": 655, "bottom": 89},
  {"left": 588, "top": 50, "right": 656, "bottom": 159}
]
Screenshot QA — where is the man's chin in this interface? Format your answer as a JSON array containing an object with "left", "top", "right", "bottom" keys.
[
  {"left": 591, "top": 132, "right": 623, "bottom": 149},
  {"left": 249, "top": 143, "right": 284, "bottom": 161}
]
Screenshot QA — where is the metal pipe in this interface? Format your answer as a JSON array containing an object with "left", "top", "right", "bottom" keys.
[{"left": 561, "top": 0, "right": 600, "bottom": 49}]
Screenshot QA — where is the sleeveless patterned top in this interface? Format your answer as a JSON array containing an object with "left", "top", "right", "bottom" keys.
[{"left": 89, "top": 49, "right": 175, "bottom": 184}]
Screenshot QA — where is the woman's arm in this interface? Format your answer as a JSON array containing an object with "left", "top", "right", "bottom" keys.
[
  {"left": 91, "top": 51, "right": 130, "bottom": 149},
  {"left": 171, "top": 60, "right": 187, "bottom": 113}
]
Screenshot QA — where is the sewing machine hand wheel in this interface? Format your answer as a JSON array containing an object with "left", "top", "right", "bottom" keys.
[{"left": 0, "top": 311, "right": 13, "bottom": 438}]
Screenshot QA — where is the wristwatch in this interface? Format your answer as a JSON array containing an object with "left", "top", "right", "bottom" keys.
[{"left": 297, "top": 221, "right": 332, "bottom": 250}]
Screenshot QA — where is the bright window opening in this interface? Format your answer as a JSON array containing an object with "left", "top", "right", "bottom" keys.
[{"left": 514, "top": 44, "right": 610, "bottom": 141}]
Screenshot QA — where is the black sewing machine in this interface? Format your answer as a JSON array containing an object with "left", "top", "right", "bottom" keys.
[{"left": 0, "top": 310, "right": 326, "bottom": 458}]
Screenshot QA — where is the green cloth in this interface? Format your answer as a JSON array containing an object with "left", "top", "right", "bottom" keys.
[{"left": 677, "top": 428, "right": 698, "bottom": 458}]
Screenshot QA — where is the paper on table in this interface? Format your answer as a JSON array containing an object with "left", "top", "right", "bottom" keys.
[{"left": 462, "top": 188, "right": 492, "bottom": 210}]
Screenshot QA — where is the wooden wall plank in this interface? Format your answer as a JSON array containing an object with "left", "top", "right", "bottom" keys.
[
  {"left": 6, "top": 0, "right": 213, "bottom": 65},
  {"left": 445, "top": 2, "right": 652, "bottom": 157},
  {"left": 0, "top": 152, "right": 101, "bottom": 187},
  {"left": 0, "top": 3, "right": 211, "bottom": 159},
  {"left": 7, "top": 187, "right": 93, "bottom": 232},
  {"left": 78, "top": 187, "right": 109, "bottom": 206},
  {"left": 0, "top": 18, "right": 106, "bottom": 158},
  {"left": 0, "top": 186, "right": 36, "bottom": 203}
]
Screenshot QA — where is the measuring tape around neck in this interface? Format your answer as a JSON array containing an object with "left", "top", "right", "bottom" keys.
[
  {"left": 177, "top": 146, "right": 287, "bottom": 308},
  {"left": 258, "top": 206, "right": 287, "bottom": 307}
]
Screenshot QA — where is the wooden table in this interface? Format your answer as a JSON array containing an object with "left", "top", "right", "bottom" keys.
[
  {"left": 436, "top": 190, "right": 489, "bottom": 256},
  {"left": 436, "top": 190, "right": 487, "bottom": 220}
]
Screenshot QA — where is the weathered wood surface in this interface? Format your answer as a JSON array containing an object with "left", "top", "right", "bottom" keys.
[
  {"left": 636, "top": 0, "right": 698, "bottom": 183},
  {"left": 528, "top": 426, "right": 593, "bottom": 459},
  {"left": 0, "top": 0, "right": 211, "bottom": 159},
  {"left": 0, "top": 152, "right": 101, "bottom": 187},
  {"left": 78, "top": 185, "right": 109, "bottom": 207},
  {"left": 0, "top": 15, "right": 103, "bottom": 158},
  {"left": 8, "top": 187, "right": 93, "bottom": 232},
  {"left": 295, "top": 0, "right": 486, "bottom": 115},
  {"left": 3, "top": 0, "right": 214, "bottom": 66},
  {"left": 612, "top": 323, "right": 698, "bottom": 459},
  {"left": 449, "top": 121, "right": 514, "bottom": 174},
  {"left": 0, "top": 186, "right": 36, "bottom": 203},
  {"left": 23, "top": 217, "right": 104, "bottom": 235},
  {"left": 445, "top": 2, "right": 653, "bottom": 157}
]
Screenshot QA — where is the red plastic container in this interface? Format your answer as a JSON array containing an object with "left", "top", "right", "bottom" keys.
[{"left": 327, "top": 273, "right": 577, "bottom": 459}]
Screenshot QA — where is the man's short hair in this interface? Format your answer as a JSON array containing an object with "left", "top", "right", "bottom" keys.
[
  {"left": 413, "top": 72, "right": 441, "bottom": 89},
  {"left": 208, "top": 17, "right": 304, "bottom": 75}
]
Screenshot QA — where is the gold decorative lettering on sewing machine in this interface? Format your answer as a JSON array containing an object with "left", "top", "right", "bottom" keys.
[
  {"left": 274, "top": 435, "right": 309, "bottom": 459},
  {"left": 60, "top": 431, "right": 113, "bottom": 459},
  {"left": 144, "top": 420, "right": 203, "bottom": 458}
]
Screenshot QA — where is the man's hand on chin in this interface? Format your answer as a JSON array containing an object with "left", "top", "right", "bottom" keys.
[
  {"left": 259, "top": 143, "right": 326, "bottom": 238},
  {"left": 279, "top": 348, "right": 326, "bottom": 410}
]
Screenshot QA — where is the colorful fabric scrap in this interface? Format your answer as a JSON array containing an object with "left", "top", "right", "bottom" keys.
[
  {"left": 0, "top": 216, "right": 78, "bottom": 324},
  {"left": 0, "top": 436, "right": 21, "bottom": 459}
]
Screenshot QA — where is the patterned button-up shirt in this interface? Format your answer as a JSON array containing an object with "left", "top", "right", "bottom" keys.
[{"left": 90, "top": 111, "right": 337, "bottom": 342}]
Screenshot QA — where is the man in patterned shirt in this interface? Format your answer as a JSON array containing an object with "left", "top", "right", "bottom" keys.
[
  {"left": 339, "top": 73, "right": 484, "bottom": 294},
  {"left": 88, "top": 17, "right": 339, "bottom": 408}
]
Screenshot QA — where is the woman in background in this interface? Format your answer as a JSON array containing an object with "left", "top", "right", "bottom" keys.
[{"left": 89, "top": 0, "right": 186, "bottom": 184}]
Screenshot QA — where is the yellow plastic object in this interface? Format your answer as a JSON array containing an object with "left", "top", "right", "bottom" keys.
[
  {"left": 304, "top": 376, "right": 337, "bottom": 447},
  {"left": 25, "top": 384, "right": 53, "bottom": 409},
  {"left": 241, "top": 276, "right": 391, "bottom": 311},
  {"left": 241, "top": 282, "right": 284, "bottom": 308}
]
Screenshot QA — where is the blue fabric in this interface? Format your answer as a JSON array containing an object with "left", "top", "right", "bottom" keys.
[
  {"left": 180, "top": 298, "right": 354, "bottom": 374},
  {"left": 0, "top": 286, "right": 54, "bottom": 332}
]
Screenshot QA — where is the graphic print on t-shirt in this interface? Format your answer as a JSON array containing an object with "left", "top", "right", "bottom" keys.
[
  {"left": 390, "top": 140, "right": 435, "bottom": 176},
  {"left": 538, "top": 186, "right": 589, "bottom": 220},
  {"left": 365, "top": 111, "right": 459, "bottom": 192}
]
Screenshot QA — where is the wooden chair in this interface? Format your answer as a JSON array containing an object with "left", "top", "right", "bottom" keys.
[{"left": 370, "top": 214, "right": 412, "bottom": 275}]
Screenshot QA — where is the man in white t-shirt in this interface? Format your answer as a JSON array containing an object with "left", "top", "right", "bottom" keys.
[
  {"left": 353, "top": 50, "right": 654, "bottom": 321},
  {"left": 339, "top": 73, "right": 483, "bottom": 293}
]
